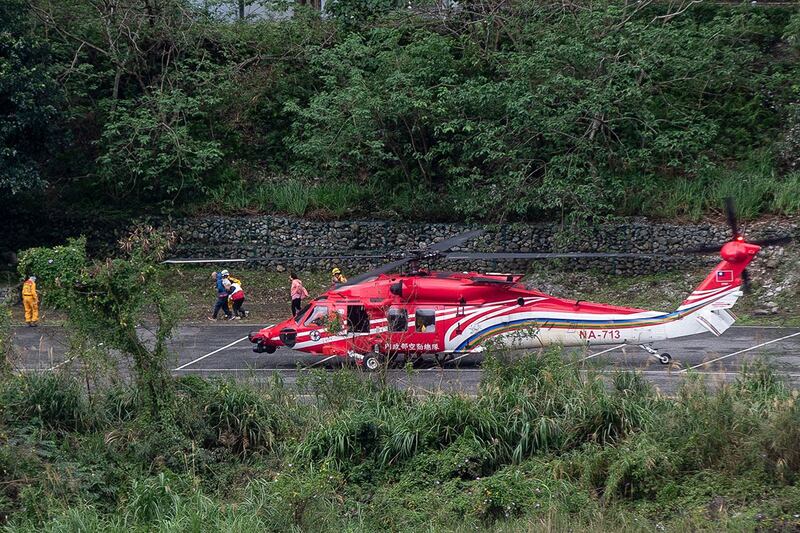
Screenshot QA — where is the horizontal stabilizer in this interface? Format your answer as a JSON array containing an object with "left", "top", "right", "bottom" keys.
[{"left": 694, "top": 309, "right": 736, "bottom": 337}]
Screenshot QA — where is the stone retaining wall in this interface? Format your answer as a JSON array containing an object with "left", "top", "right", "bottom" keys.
[
  {"left": 167, "top": 216, "right": 798, "bottom": 275},
  {"left": 2, "top": 213, "right": 794, "bottom": 276}
]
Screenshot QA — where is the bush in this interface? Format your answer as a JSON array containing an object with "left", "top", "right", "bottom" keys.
[
  {"left": 201, "top": 380, "right": 283, "bottom": 455},
  {"left": 16, "top": 237, "right": 87, "bottom": 307},
  {"left": 2, "top": 372, "right": 92, "bottom": 431}
]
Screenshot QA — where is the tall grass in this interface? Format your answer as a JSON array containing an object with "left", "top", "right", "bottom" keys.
[
  {"left": 624, "top": 152, "right": 800, "bottom": 220},
  {"left": 4, "top": 350, "right": 800, "bottom": 531},
  {"left": 1, "top": 372, "right": 93, "bottom": 431},
  {"left": 203, "top": 178, "right": 311, "bottom": 215},
  {"left": 271, "top": 179, "right": 311, "bottom": 216}
]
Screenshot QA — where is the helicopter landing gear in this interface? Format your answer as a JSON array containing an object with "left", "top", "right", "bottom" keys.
[
  {"left": 639, "top": 344, "right": 672, "bottom": 365},
  {"left": 362, "top": 353, "right": 382, "bottom": 372},
  {"left": 434, "top": 353, "right": 453, "bottom": 367}
]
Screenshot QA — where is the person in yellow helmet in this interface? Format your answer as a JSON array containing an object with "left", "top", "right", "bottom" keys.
[
  {"left": 331, "top": 267, "right": 347, "bottom": 287},
  {"left": 21, "top": 275, "right": 39, "bottom": 327}
]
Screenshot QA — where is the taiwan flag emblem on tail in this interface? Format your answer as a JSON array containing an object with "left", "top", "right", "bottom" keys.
[{"left": 716, "top": 270, "right": 734, "bottom": 283}]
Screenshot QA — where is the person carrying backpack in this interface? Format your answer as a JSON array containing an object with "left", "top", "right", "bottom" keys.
[{"left": 209, "top": 271, "right": 232, "bottom": 321}]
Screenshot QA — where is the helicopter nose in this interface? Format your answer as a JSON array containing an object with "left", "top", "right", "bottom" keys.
[
  {"left": 250, "top": 326, "right": 281, "bottom": 354},
  {"left": 249, "top": 323, "right": 278, "bottom": 343}
]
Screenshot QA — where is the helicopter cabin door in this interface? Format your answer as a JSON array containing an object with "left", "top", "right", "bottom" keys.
[{"left": 347, "top": 305, "right": 370, "bottom": 334}]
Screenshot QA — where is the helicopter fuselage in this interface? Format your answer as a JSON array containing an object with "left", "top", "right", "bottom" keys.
[{"left": 249, "top": 241, "right": 757, "bottom": 364}]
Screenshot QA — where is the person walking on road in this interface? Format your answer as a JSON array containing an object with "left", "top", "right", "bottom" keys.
[
  {"left": 22, "top": 275, "right": 39, "bottom": 327},
  {"left": 209, "top": 271, "right": 232, "bottom": 321},
  {"left": 227, "top": 279, "right": 247, "bottom": 319},
  {"left": 290, "top": 272, "right": 309, "bottom": 316},
  {"left": 220, "top": 269, "right": 241, "bottom": 313}
]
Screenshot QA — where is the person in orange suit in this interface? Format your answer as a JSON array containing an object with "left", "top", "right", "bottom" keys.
[{"left": 22, "top": 275, "right": 39, "bottom": 327}]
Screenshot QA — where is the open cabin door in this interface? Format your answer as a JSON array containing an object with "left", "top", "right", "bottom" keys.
[{"left": 347, "top": 305, "right": 370, "bottom": 333}]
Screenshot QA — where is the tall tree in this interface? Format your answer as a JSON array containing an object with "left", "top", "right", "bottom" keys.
[{"left": 0, "top": 0, "right": 62, "bottom": 193}]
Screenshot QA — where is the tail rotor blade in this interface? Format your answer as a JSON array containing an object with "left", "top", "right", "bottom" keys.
[
  {"left": 741, "top": 268, "right": 751, "bottom": 294},
  {"left": 724, "top": 197, "right": 739, "bottom": 238}
]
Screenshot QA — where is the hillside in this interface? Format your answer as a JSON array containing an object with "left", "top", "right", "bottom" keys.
[{"left": 2, "top": 0, "right": 800, "bottom": 223}]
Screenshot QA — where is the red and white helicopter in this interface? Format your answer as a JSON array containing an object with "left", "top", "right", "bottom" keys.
[{"left": 168, "top": 201, "right": 791, "bottom": 370}]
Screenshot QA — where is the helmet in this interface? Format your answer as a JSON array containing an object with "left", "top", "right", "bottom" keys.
[
  {"left": 29, "top": 275, "right": 36, "bottom": 282},
  {"left": 331, "top": 267, "right": 341, "bottom": 275},
  {"left": 221, "top": 269, "right": 230, "bottom": 277}
]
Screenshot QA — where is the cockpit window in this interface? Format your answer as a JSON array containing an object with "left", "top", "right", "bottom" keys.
[
  {"left": 294, "top": 304, "right": 311, "bottom": 324},
  {"left": 304, "top": 305, "right": 329, "bottom": 327}
]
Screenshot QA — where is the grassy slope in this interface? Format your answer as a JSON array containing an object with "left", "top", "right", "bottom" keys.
[{"left": 5, "top": 261, "right": 798, "bottom": 327}]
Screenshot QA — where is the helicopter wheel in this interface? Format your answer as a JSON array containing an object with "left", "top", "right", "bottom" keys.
[
  {"left": 434, "top": 353, "right": 452, "bottom": 367},
  {"left": 659, "top": 353, "right": 672, "bottom": 365},
  {"left": 363, "top": 353, "right": 382, "bottom": 372}
]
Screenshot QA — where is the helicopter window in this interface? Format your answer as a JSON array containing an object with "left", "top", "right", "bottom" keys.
[
  {"left": 415, "top": 309, "right": 435, "bottom": 333},
  {"left": 304, "top": 305, "right": 329, "bottom": 327},
  {"left": 388, "top": 308, "right": 408, "bottom": 332},
  {"left": 347, "top": 305, "right": 371, "bottom": 333}
]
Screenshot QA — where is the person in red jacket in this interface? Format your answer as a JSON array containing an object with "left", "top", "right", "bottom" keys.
[{"left": 227, "top": 279, "right": 247, "bottom": 319}]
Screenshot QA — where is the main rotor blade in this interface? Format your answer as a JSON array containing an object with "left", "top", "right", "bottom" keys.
[
  {"left": 724, "top": 197, "right": 739, "bottom": 238},
  {"left": 750, "top": 235, "right": 794, "bottom": 247},
  {"left": 338, "top": 257, "right": 413, "bottom": 287},
  {"left": 443, "top": 252, "right": 667, "bottom": 260},
  {"left": 428, "top": 229, "right": 485, "bottom": 252},
  {"left": 334, "top": 229, "right": 486, "bottom": 286},
  {"left": 681, "top": 234, "right": 794, "bottom": 255},
  {"left": 163, "top": 254, "right": 388, "bottom": 265}
]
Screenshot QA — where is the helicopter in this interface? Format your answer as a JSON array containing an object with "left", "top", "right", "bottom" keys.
[{"left": 165, "top": 200, "right": 792, "bottom": 370}]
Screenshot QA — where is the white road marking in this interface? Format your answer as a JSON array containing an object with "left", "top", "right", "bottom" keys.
[
  {"left": 578, "top": 344, "right": 626, "bottom": 362},
  {"left": 680, "top": 331, "right": 800, "bottom": 373},
  {"left": 173, "top": 336, "right": 249, "bottom": 371},
  {"left": 731, "top": 325, "right": 791, "bottom": 329},
  {"left": 173, "top": 368, "right": 318, "bottom": 372},
  {"left": 307, "top": 355, "right": 337, "bottom": 368}
]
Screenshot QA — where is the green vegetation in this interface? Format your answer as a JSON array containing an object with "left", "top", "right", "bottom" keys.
[
  {"left": 3, "top": 351, "right": 800, "bottom": 530},
  {"left": 0, "top": 0, "right": 62, "bottom": 193},
  {"left": 4, "top": 1, "right": 800, "bottom": 222},
  {"left": 5, "top": 233, "right": 800, "bottom": 530},
  {"left": 17, "top": 228, "right": 183, "bottom": 417}
]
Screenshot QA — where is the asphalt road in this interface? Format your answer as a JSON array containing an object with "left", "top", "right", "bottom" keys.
[{"left": 11, "top": 324, "right": 800, "bottom": 395}]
